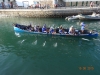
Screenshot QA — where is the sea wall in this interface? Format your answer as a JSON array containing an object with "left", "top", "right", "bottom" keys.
[{"left": 0, "top": 7, "right": 100, "bottom": 18}]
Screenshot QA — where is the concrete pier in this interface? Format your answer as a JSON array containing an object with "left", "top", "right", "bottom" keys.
[{"left": 0, "top": 7, "right": 100, "bottom": 18}]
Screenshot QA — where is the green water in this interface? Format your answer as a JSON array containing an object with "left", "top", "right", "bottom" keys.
[{"left": 0, "top": 17, "right": 100, "bottom": 75}]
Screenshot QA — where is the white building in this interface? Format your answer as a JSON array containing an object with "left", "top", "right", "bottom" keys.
[{"left": 0, "top": 0, "right": 100, "bottom": 8}]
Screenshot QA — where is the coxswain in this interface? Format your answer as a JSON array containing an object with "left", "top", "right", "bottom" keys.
[{"left": 80, "top": 22, "right": 86, "bottom": 34}]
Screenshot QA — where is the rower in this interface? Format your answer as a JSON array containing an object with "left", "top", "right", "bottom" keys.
[
  {"left": 49, "top": 26, "right": 54, "bottom": 34},
  {"left": 59, "top": 25, "right": 63, "bottom": 34},
  {"left": 34, "top": 25, "right": 37, "bottom": 32},
  {"left": 69, "top": 26, "right": 75, "bottom": 34},
  {"left": 27, "top": 24, "right": 32, "bottom": 30},
  {"left": 14, "top": 23, "right": 20, "bottom": 28},
  {"left": 42, "top": 24, "right": 47, "bottom": 33}
]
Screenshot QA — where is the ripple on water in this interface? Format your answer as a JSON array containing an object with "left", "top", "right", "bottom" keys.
[
  {"left": 53, "top": 42, "right": 57, "bottom": 47},
  {"left": 95, "top": 49, "right": 100, "bottom": 54},
  {"left": 43, "top": 41, "right": 46, "bottom": 47},
  {"left": 18, "top": 39, "right": 26, "bottom": 44},
  {"left": 32, "top": 40, "right": 37, "bottom": 45},
  {"left": 15, "top": 32, "right": 21, "bottom": 37},
  {"left": 0, "top": 44, "right": 12, "bottom": 56},
  {"left": 93, "top": 38, "right": 100, "bottom": 41},
  {"left": 82, "top": 38, "right": 90, "bottom": 41}
]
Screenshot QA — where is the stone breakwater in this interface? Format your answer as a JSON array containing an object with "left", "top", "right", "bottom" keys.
[{"left": 0, "top": 7, "right": 100, "bottom": 18}]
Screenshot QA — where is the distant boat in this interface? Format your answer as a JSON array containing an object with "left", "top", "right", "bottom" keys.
[
  {"left": 65, "top": 14, "right": 81, "bottom": 20},
  {"left": 79, "top": 12, "right": 100, "bottom": 20},
  {"left": 13, "top": 24, "right": 98, "bottom": 38}
]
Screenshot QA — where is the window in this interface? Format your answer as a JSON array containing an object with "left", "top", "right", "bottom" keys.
[
  {"left": 76, "top": 2, "right": 78, "bottom": 6},
  {"left": 70, "top": 2, "right": 72, "bottom": 6},
  {"left": 96, "top": 1, "right": 98, "bottom": 4},
  {"left": 82, "top": 1, "right": 84, "bottom": 6},
  {"left": 86, "top": 1, "right": 88, "bottom": 6}
]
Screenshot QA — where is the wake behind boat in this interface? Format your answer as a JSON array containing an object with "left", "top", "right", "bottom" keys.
[{"left": 13, "top": 23, "right": 98, "bottom": 38}]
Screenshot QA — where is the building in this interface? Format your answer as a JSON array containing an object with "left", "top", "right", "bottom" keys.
[
  {"left": 0, "top": 0, "right": 100, "bottom": 9},
  {"left": 64, "top": 0, "right": 100, "bottom": 7}
]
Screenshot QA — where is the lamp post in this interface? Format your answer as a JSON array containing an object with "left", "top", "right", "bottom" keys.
[{"left": 46, "top": 0, "right": 47, "bottom": 9}]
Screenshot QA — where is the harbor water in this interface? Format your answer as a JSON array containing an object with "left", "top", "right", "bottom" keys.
[{"left": 0, "top": 17, "right": 100, "bottom": 75}]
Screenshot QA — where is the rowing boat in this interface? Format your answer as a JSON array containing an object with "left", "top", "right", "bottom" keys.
[{"left": 13, "top": 24, "right": 98, "bottom": 38}]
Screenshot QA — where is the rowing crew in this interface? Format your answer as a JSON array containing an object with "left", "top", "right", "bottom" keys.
[{"left": 13, "top": 22, "right": 87, "bottom": 35}]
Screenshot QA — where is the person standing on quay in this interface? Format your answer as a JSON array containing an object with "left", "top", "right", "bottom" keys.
[
  {"left": 90, "top": 1, "right": 94, "bottom": 8},
  {"left": 8, "top": 1, "right": 11, "bottom": 8},
  {"left": 1, "top": 2, "right": 5, "bottom": 9},
  {"left": 10, "top": 1, "right": 13, "bottom": 8}
]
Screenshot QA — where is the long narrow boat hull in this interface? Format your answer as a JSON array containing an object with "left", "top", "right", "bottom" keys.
[
  {"left": 79, "top": 15, "right": 100, "bottom": 20},
  {"left": 14, "top": 27, "right": 98, "bottom": 38}
]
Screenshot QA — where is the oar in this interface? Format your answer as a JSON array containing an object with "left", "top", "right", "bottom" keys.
[{"left": 85, "top": 24, "right": 89, "bottom": 30}]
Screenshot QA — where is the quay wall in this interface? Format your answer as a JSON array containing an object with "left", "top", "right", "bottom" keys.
[{"left": 0, "top": 7, "right": 100, "bottom": 18}]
